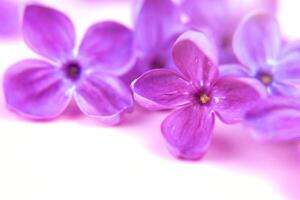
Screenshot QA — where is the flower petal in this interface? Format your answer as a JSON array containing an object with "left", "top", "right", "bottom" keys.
[
  {"left": 245, "top": 97, "right": 300, "bottom": 141},
  {"left": 23, "top": 4, "right": 75, "bottom": 62},
  {"left": 131, "top": 69, "right": 191, "bottom": 110},
  {"left": 3, "top": 59, "right": 72, "bottom": 119},
  {"left": 0, "top": 0, "right": 20, "bottom": 38},
  {"left": 74, "top": 72, "right": 133, "bottom": 125},
  {"left": 270, "top": 81, "right": 300, "bottom": 100},
  {"left": 233, "top": 13, "right": 281, "bottom": 72},
  {"left": 211, "top": 77, "right": 261, "bottom": 124},
  {"left": 78, "top": 21, "right": 135, "bottom": 76},
  {"left": 161, "top": 105, "right": 215, "bottom": 160},
  {"left": 134, "top": 0, "right": 183, "bottom": 55},
  {"left": 172, "top": 30, "right": 218, "bottom": 86},
  {"left": 219, "top": 64, "right": 251, "bottom": 77}
]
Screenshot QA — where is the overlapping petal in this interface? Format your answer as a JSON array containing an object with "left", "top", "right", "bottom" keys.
[
  {"left": 3, "top": 59, "right": 72, "bottom": 119},
  {"left": 245, "top": 98, "right": 300, "bottom": 141},
  {"left": 211, "top": 77, "right": 261, "bottom": 124},
  {"left": 78, "top": 21, "right": 135, "bottom": 75},
  {"left": 161, "top": 105, "right": 215, "bottom": 160},
  {"left": 23, "top": 4, "right": 76, "bottom": 62},
  {"left": 131, "top": 69, "right": 191, "bottom": 110},
  {"left": 172, "top": 31, "right": 218, "bottom": 86},
  {"left": 74, "top": 72, "right": 133, "bottom": 125}
]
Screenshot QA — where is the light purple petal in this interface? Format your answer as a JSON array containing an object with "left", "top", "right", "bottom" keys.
[
  {"left": 245, "top": 97, "right": 300, "bottom": 141},
  {"left": 270, "top": 81, "right": 300, "bottom": 99},
  {"left": 275, "top": 42, "right": 300, "bottom": 84},
  {"left": 211, "top": 77, "right": 261, "bottom": 124},
  {"left": 233, "top": 13, "right": 281, "bottom": 72},
  {"left": 0, "top": 0, "right": 20, "bottom": 38},
  {"left": 172, "top": 31, "right": 218, "bottom": 86},
  {"left": 134, "top": 0, "right": 183, "bottom": 55},
  {"left": 219, "top": 63, "right": 251, "bottom": 77},
  {"left": 3, "top": 59, "right": 72, "bottom": 119},
  {"left": 78, "top": 21, "right": 135, "bottom": 76},
  {"left": 23, "top": 4, "right": 75, "bottom": 62},
  {"left": 74, "top": 72, "right": 133, "bottom": 125},
  {"left": 131, "top": 69, "right": 191, "bottom": 110},
  {"left": 161, "top": 105, "right": 215, "bottom": 160}
]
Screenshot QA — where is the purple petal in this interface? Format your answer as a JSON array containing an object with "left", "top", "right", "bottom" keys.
[
  {"left": 3, "top": 59, "right": 72, "bottom": 119},
  {"left": 270, "top": 81, "right": 300, "bottom": 99},
  {"left": 161, "top": 105, "right": 215, "bottom": 160},
  {"left": 275, "top": 42, "right": 300, "bottom": 84},
  {"left": 245, "top": 97, "right": 300, "bottom": 141},
  {"left": 23, "top": 4, "right": 75, "bottom": 62},
  {"left": 131, "top": 69, "right": 191, "bottom": 110},
  {"left": 78, "top": 21, "right": 135, "bottom": 76},
  {"left": 0, "top": 0, "right": 20, "bottom": 38},
  {"left": 134, "top": 0, "right": 183, "bottom": 55},
  {"left": 211, "top": 77, "right": 261, "bottom": 124},
  {"left": 233, "top": 13, "right": 281, "bottom": 72},
  {"left": 74, "top": 72, "right": 133, "bottom": 125},
  {"left": 172, "top": 30, "right": 218, "bottom": 86},
  {"left": 219, "top": 64, "right": 251, "bottom": 77}
]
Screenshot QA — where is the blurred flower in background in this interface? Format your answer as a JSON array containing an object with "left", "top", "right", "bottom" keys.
[{"left": 180, "top": 0, "right": 277, "bottom": 64}]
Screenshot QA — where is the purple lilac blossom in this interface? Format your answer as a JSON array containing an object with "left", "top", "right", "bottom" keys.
[
  {"left": 0, "top": 0, "right": 21, "bottom": 38},
  {"left": 3, "top": 4, "right": 136, "bottom": 124},
  {"left": 180, "top": 0, "right": 277, "bottom": 64},
  {"left": 122, "top": 0, "right": 185, "bottom": 85},
  {"left": 221, "top": 13, "right": 300, "bottom": 99},
  {"left": 245, "top": 97, "right": 300, "bottom": 141},
  {"left": 131, "top": 30, "right": 260, "bottom": 160}
]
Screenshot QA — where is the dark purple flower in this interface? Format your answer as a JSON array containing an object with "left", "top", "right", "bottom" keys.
[
  {"left": 122, "top": 0, "right": 184, "bottom": 84},
  {"left": 245, "top": 97, "right": 300, "bottom": 141},
  {"left": 221, "top": 13, "right": 300, "bottom": 99},
  {"left": 180, "top": 0, "right": 277, "bottom": 64},
  {"left": 3, "top": 4, "right": 136, "bottom": 124},
  {"left": 131, "top": 30, "right": 260, "bottom": 160}
]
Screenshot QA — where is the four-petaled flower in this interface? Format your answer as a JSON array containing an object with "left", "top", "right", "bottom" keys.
[
  {"left": 3, "top": 4, "right": 136, "bottom": 124},
  {"left": 221, "top": 13, "right": 300, "bottom": 99},
  {"left": 131, "top": 31, "right": 260, "bottom": 160}
]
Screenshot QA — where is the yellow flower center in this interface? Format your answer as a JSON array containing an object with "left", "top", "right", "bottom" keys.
[
  {"left": 259, "top": 74, "right": 273, "bottom": 85},
  {"left": 199, "top": 94, "right": 210, "bottom": 104}
]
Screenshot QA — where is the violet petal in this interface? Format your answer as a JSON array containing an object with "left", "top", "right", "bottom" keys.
[
  {"left": 78, "top": 21, "right": 135, "bottom": 76},
  {"left": 3, "top": 59, "right": 72, "bottom": 119},
  {"left": 219, "top": 63, "right": 251, "bottom": 77},
  {"left": 233, "top": 13, "right": 281, "bottom": 72},
  {"left": 245, "top": 97, "right": 300, "bottom": 141},
  {"left": 172, "top": 30, "right": 218, "bottom": 86},
  {"left": 131, "top": 69, "right": 191, "bottom": 110},
  {"left": 74, "top": 72, "right": 133, "bottom": 125},
  {"left": 23, "top": 4, "right": 75, "bottom": 62},
  {"left": 161, "top": 105, "right": 215, "bottom": 160},
  {"left": 211, "top": 77, "right": 261, "bottom": 124}
]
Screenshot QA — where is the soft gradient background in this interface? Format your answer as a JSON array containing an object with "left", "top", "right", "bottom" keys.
[{"left": 0, "top": 0, "right": 300, "bottom": 199}]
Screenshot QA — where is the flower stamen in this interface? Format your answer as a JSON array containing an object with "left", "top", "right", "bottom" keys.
[
  {"left": 258, "top": 73, "right": 273, "bottom": 85},
  {"left": 199, "top": 94, "right": 210, "bottom": 105}
]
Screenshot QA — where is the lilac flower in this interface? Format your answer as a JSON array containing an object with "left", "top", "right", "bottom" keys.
[
  {"left": 122, "top": 0, "right": 184, "bottom": 84},
  {"left": 244, "top": 97, "right": 300, "bottom": 141},
  {"left": 180, "top": 0, "right": 277, "bottom": 64},
  {"left": 3, "top": 4, "right": 135, "bottom": 124},
  {"left": 221, "top": 13, "right": 300, "bottom": 99},
  {"left": 0, "top": 0, "right": 21, "bottom": 38},
  {"left": 131, "top": 31, "right": 260, "bottom": 160}
]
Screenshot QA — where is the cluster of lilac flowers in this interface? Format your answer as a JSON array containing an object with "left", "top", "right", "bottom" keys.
[{"left": 2, "top": 0, "right": 300, "bottom": 160}]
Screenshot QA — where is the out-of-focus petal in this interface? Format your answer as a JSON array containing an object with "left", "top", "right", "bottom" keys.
[
  {"left": 233, "top": 13, "right": 281, "bottom": 73},
  {"left": 161, "top": 105, "right": 215, "bottom": 160},
  {"left": 3, "top": 59, "right": 72, "bottom": 119},
  {"left": 0, "top": 0, "right": 20, "bottom": 38},
  {"left": 131, "top": 69, "right": 191, "bottom": 110},
  {"left": 211, "top": 76, "right": 261, "bottom": 124},
  {"left": 134, "top": 0, "right": 183, "bottom": 55},
  {"left": 74, "top": 72, "right": 133, "bottom": 125},
  {"left": 23, "top": 4, "right": 75, "bottom": 62},
  {"left": 219, "top": 63, "right": 250, "bottom": 77},
  {"left": 270, "top": 81, "right": 300, "bottom": 100},
  {"left": 78, "top": 21, "right": 135, "bottom": 76},
  {"left": 245, "top": 97, "right": 300, "bottom": 141},
  {"left": 172, "top": 30, "right": 218, "bottom": 86}
]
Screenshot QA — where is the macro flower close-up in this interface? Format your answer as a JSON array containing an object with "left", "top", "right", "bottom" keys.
[{"left": 132, "top": 30, "right": 260, "bottom": 159}]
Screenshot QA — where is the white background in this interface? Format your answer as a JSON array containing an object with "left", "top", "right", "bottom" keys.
[{"left": 0, "top": 0, "right": 300, "bottom": 199}]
